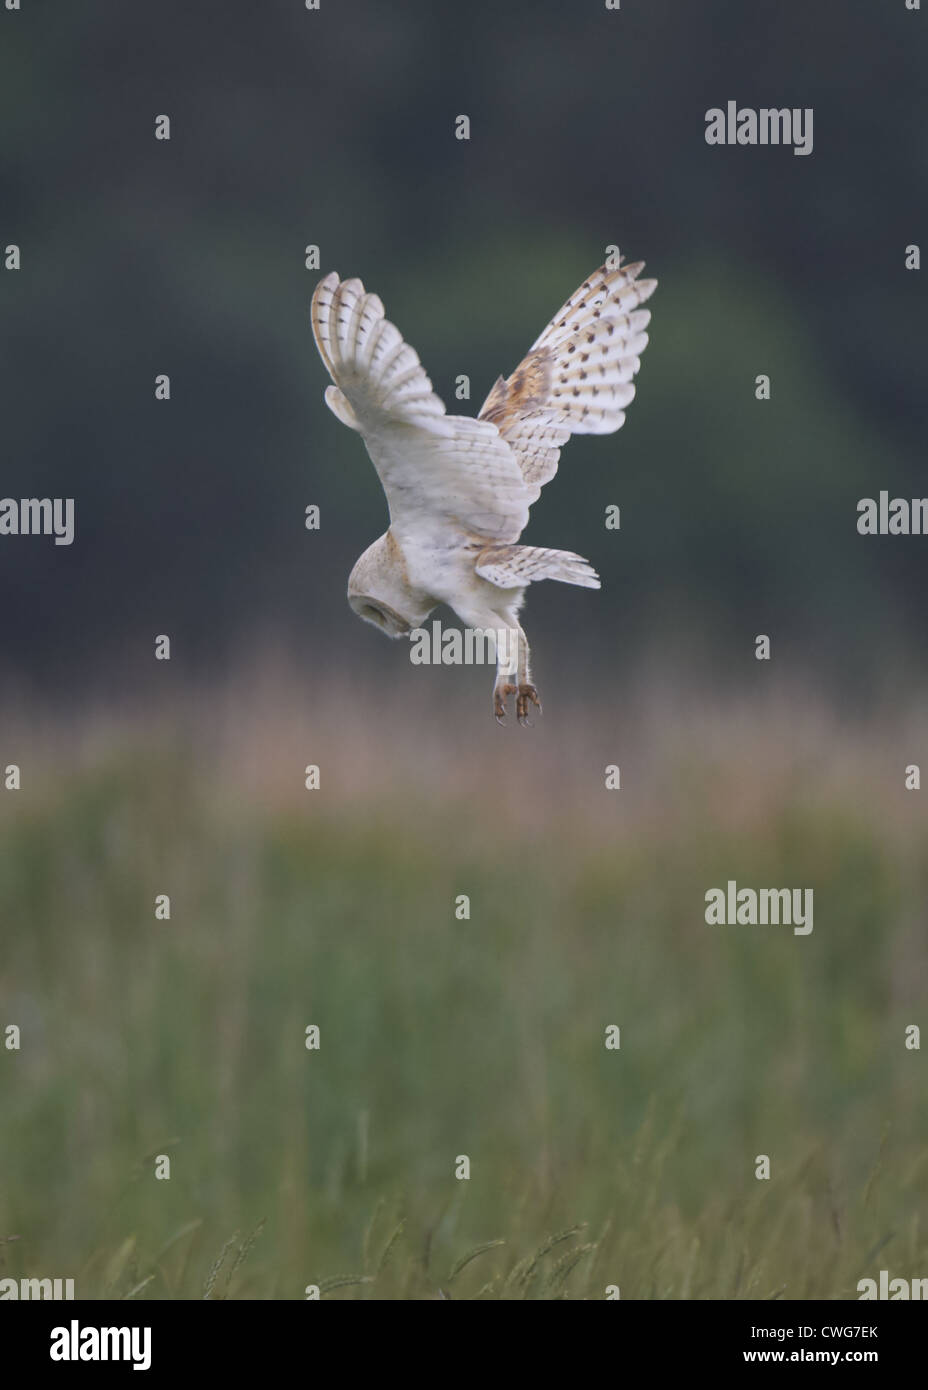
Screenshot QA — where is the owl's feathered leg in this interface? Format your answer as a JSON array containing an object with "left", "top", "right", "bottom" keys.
[
  {"left": 515, "top": 626, "right": 541, "bottom": 726},
  {"left": 456, "top": 596, "right": 540, "bottom": 726},
  {"left": 492, "top": 623, "right": 518, "bottom": 722},
  {"left": 492, "top": 623, "right": 540, "bottom": 726}
]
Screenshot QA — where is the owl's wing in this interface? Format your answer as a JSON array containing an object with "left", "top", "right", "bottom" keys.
[
  {"left": 311, "top": 273, "right": 535, "bottom": 543},
  {"left": 477, "top": 258, "right": 656, "bottom": 491}
]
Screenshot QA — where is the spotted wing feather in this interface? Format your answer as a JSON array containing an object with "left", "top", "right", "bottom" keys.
[{"left": 479, "top": 258, "right": 656, "bottom": 490}]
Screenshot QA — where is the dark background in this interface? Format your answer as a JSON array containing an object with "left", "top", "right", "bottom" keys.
[{"left": 1, "top": 0, "right": 925, "bottom": 700}]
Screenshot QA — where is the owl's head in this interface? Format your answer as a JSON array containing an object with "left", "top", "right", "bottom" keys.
[{"left": 347, "top": 532, "right": 433, "bottom": 639}]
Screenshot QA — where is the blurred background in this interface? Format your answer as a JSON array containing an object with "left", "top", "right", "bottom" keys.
[{"left": 0, "top": 0, "right": 926, "bottom": 1298}]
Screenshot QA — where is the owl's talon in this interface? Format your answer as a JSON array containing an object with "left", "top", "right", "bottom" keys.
[
  {"left": 516, "top": 684, "right": 542, "bottom": 725},
  {"left": 493, "top": 682, "right": 518, "bottom": 722}
]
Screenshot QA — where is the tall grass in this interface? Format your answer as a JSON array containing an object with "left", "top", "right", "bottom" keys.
[{"left": 1, "top": 667, "right": 926, "bottom": 1297}]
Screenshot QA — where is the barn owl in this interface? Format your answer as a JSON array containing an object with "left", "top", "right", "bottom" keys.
[{"left": 311, "top": 257, "right": 656, "bottom": 723}]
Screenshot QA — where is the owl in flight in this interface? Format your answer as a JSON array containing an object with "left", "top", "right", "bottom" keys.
[{"left": 311, "top": 256, "right": 656, "bottom": 723}]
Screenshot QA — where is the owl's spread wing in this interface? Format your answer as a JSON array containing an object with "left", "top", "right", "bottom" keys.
[
  {"left": 311, "top": 273, "right": 535, "bottom": 542},
  {"left": 478, "top": 258, "right": 656, "bottom": 491}
]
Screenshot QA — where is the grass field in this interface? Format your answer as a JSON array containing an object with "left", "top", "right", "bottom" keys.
[{"left": 1, "top": 666, "right": 926, "bottom": 1298}]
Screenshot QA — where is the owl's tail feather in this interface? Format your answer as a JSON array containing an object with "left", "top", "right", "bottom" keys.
[{"left": 475, "top": 543, "right": 601, "bottom": 590}]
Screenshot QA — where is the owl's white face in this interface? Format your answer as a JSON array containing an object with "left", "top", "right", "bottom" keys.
[
  {"left": 346, "top": 531, "right": 435, "bottom": 639},
  {"left": 349, "top": 593, "right": 413, "bottom": 638}
]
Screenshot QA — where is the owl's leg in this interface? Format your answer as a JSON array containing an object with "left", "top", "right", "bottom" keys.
[
  {"left": 492, "top": 630, "right": 518, "bottom": 723},
  {"left": 491, "top": 624, "right": 540, "bottom": 726},
  {"left": 493, "top": 680, "right": 518, "bottom": 722},
  {"left": 457, "top": 597, "right": 537, "bottom": 725},
  {"left": 514, "top": 624, "right": 541, "bottom": 726}
]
